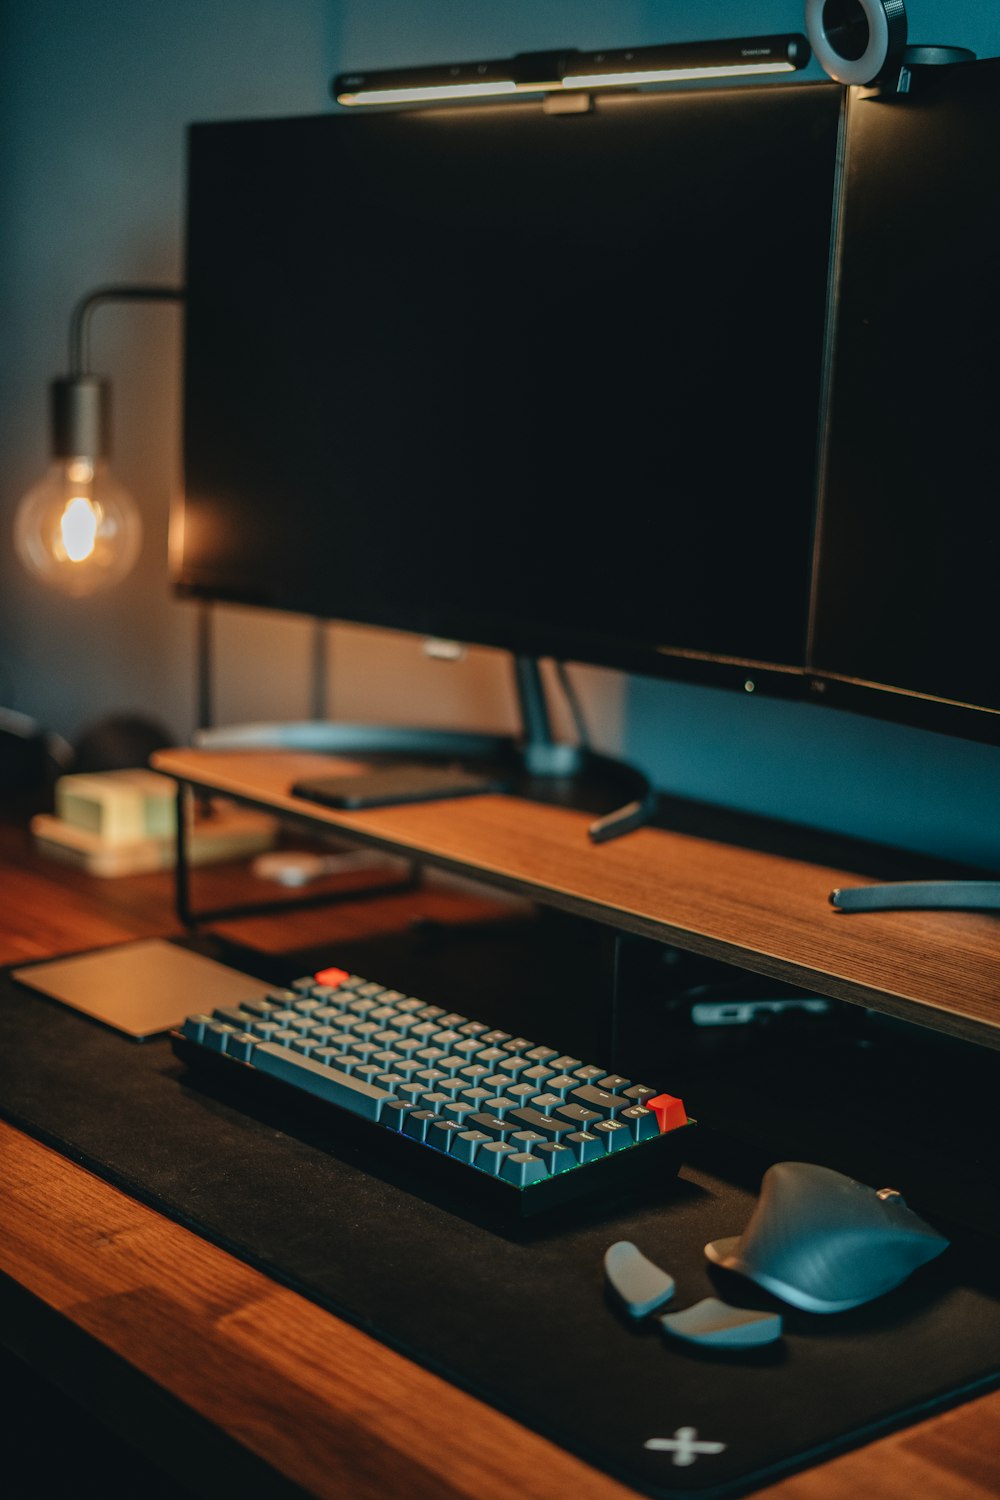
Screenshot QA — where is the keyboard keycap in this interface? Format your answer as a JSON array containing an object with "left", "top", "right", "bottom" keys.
[
  {"left": 254, "top": 1042, "right": 396, "bottom": 1120},
  {"left": 451, "top": 1129, "right": 491, "bottom": 1163},
  {"left": 593, "top": 1119, "right": 631, "bottom": 1151},
  {"left": 570, "top": 1084, "right": 625, "bottom": 1116},
  {"left": 500, "top": 1152, "right": 549, "bottom": 1187},
  {"left": 476, "top": 1141, "right": 518, "bottom": 1175}
]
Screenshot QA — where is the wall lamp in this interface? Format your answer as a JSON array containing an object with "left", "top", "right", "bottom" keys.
[
  {"left": 333, "top": 34, "right": 811, "bottom": 108},
  {"left": 15, "top": 284, "right": 184, "bottom": 598}
]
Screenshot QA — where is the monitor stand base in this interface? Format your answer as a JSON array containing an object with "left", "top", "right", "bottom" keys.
[{"left": 830, "top": 881, "right": 1000, "bottom": 913}]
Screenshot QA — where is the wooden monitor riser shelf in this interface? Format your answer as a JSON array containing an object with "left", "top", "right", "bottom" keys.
[{"left": 151, "top": 748, "right": 1000, "bottom": 1049}]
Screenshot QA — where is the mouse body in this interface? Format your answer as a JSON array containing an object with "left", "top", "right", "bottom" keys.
[{"left": 705, "top": 1161, "right": 949, "bottom": 1313}]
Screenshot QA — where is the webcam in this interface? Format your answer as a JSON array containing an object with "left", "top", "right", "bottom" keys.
[{"left": 805, "top": 0, "right": 974, "bottom": 93}]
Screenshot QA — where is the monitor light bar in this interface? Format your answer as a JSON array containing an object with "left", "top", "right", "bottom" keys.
[{"left": 334, "top": 35, "right": 811, "bottom": 108}]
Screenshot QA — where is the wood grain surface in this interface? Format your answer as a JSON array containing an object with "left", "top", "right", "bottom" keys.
[
  {"left": 3, "top": 805, "right": 1000, "bottom": 1498},
  {"left": 152, "top": 749, "right": 1000, "bottom": 1045}
]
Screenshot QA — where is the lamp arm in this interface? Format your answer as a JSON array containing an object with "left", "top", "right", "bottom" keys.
[{"left": 69, "top": 284, "right": 185, "bottom": 377}]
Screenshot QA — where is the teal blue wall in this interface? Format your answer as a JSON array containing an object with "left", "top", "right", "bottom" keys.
[{"left": 2, "top": 2, "right": 998, "bottom": 868}]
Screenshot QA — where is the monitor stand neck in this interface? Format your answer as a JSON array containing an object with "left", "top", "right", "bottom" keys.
[{"left": 509, "top": 655, "right": 656, "bottom": 843}]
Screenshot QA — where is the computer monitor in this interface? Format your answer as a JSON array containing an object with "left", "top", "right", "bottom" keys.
[
  {"left": 177, "top": 82, "right": 842, "bottom": 705},
  {"left": 808, "top": 56, "right": 1000, "bottom": 747},
  {"left": 177, "top": 60, "right": 1000, "bottom": 779}
]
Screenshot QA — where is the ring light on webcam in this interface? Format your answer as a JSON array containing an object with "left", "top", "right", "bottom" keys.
[{"left": 805, "top": 0, "right": 908, "bottom": 85}]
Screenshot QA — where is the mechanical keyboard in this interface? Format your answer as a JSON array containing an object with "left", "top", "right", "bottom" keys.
[{"left": 172, "top": 962, "right": 693, "bottom": 1215}]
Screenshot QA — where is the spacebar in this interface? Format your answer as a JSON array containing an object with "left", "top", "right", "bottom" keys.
[{"left": 253, "top": 1042, "right": 394, "bottom": 1120}]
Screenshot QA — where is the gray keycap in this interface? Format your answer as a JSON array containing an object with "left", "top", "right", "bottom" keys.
[
  {"left": 482, "top": 1095, "right": 521, "bottom": 1119},
  {"left": 544, "top": 1074, "right": 579, "bottom": 1098},
  {"left": 593, "top": 1119, "right": 631, "bottom": 1151},
  {"left": 213, "top": 1006, "right": 253, "bottom": 1027},
  {"left": 556, "top": 1102, "right": 601, "bottom": 1128},
  {"left": 571, "top": 1084, "right": 625, "bottom": 1115},
  {"left": 566, "top": 1130, "right": 604, "bottom": 1163},
  {"left": 226, "top": 1030, "right": 257, "bottom": 1062},
  {"left": 426, "top": 1118, "right": 462, "bottom": 1152},
  {"left": 269, "top": 1027, "right": 301, "bottom": 1047},
  {"left": 452, "top": 1038, "right": 485, "bottom": 1061},
  {"left": 621, "top": 1105, "right": 658, "bottom": 1141},
  {"left": 443, "top": 1102, "right": 477, "bottom": 1126},
  {"left": 604, "top": 1241, "right": 676, "bottom": 1318},
  {"left": 531, "top": 1092, "right": 563, "bottom": 1114},
  {"left": 511, "top": 1107, "right": 574, "bottom": 1139},
  {"left": 381, "top": 1099, "right": 415, "bottom": 1130},
  {"left": 476, "top": 1141, "right": 517, "bottom": 1175},
  {"left": 536, "top": 1141, "right": 575, "bottom": 1174},
  {"left": 266, "top": 989, "right": 299, "bottom": 1007},
  {"left": 402, "top": 1108, "right": 438, "bottom": 1143},
  {"left": 253, "top": 1041, "right": 395, "bottom": 1120},
  {"left": 451, "top": 1129, "right": 491, "bottom": 1164},
  {"left": 500, "top": 1151, "right": 550, "bottom": 1186},
  {"left": 467, "top": 1111, "right": 511, "bottom": 1140},
  {"left": 420, "top": 1090, "right": 452, "bottom": 1113},
  {"left": 203, "top": 1020, "right": 236, "bottom": 1056}
]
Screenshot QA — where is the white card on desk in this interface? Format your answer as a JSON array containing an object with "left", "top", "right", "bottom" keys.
[{"left": 12, "top": 937, "right": 265, "bottom": 1040}]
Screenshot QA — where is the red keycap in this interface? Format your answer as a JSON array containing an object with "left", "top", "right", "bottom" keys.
[
  {"left": 314, "top": 966, "right": 350, "bottom": 988},
  {"left": 646, "top": 1093, "right": 687, "bottom": 1133}
]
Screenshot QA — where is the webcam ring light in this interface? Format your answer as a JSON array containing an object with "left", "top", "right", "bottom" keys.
[{"left": 805, "top": 0, "right": 907, "bottom": 85}]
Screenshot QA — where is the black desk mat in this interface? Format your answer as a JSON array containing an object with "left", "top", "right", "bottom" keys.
[{"left": 4, "top": 938, "right": 1000, "bottom": 1499}]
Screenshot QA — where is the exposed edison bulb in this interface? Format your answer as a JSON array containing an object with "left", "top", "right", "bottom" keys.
[
  {"left": 14, "top": 375, "right": 143, "bottom": 597},
  {"left": 15, "top": 455, "right": 142, "bottom": 597}
]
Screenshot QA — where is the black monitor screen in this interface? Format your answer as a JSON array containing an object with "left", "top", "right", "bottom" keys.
[
  {"left": 179, "top": 83, "right": 842, "bottom": 697},
  {"left": 809, "top": 59, "right": 1000, "bottom": 741}
]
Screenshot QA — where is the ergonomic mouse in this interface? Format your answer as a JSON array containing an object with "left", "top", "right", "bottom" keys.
[{"left": 704, "top": 1161, "right": 949, "bottom": 1313}]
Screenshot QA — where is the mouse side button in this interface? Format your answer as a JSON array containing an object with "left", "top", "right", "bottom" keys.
[
  {"left": 605, "top": 1241, "right": 676, "bottom": 1318},
  {"left": 660, "top": 1298, "right": 783, "bottom": 1348}
]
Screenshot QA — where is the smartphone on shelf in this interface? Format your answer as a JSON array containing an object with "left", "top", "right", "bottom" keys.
[{"left": 291, "top": 763, "right": 510, "bottom": 811}]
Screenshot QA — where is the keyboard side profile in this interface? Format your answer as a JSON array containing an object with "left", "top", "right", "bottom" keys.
[{"left": 171, "top": 964, "right": 693, "bottom": 1216}]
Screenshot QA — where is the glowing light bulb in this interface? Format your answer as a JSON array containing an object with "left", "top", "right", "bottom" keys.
[
  {"left": 14, "top": 375, "right": 143, "bottom": 597},
  {"left": 15, "top": 456, "right": 142, "bottom": 597}
]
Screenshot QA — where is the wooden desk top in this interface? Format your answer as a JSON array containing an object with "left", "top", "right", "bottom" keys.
[{"left": 1, "top": 816, "right": 999, "bottom": 1499}]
